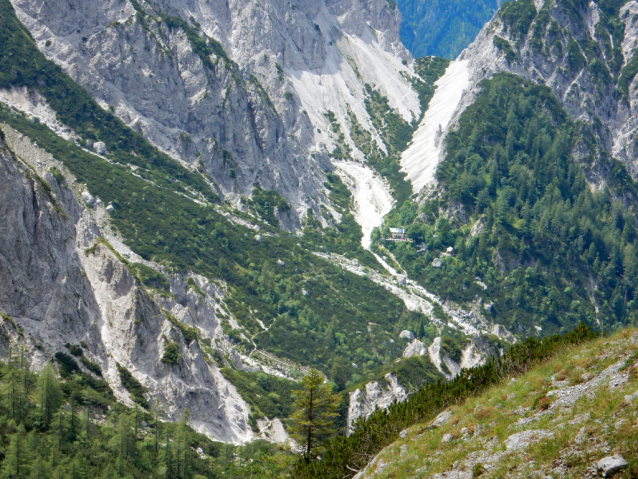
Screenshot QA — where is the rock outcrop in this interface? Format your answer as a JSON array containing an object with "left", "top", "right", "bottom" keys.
[
  {"left": 347, "top": 373, "right": 407, "bottom": 434},
  {"left": 0, "top": 125, "right": 253, "bottom": 443}
]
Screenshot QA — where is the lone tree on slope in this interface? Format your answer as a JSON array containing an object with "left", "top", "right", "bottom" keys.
[{"left": 290, "top": 369, "right": 340, "bottom": 464}]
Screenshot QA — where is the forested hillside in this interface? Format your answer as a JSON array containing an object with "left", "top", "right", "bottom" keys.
[{"left": 395, "top": 0, "right": 502, "bottom": 58}]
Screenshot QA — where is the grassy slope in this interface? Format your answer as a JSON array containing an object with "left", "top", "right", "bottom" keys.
[{"left": 360, "top": 328, "right": 638, "bottom": 478}]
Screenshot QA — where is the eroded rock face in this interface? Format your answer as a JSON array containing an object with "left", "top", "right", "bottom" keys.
[
  {"left": 9, "top": 0, "right": 418, "bottom": 223},
  {"left": 347, "top": 373, "right": 407, "bottom": 434},
  {"left": 0, "top": 127, "right": 252, "bottom": 443}
]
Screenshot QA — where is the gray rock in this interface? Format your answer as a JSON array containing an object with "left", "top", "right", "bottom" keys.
[
  {"left": 81, "top": 191, "right": 95, "bottom": 207},
  {"left": 399, "top": 429, "right": 408, "bottom": 439},
  {"left": 504, "top": 430, "right": 553, "bottom": 451},
  {"left": 432, "top": 258, "right": 442, "bottom": 268},
  {"left": 428, "top": 411, "right": 452, "bottom": 429},
  {"left": 276, "top": 259, "right": 285, "bottom": 267},
  {"left": 254, "top": 234, "right": 262, "bottom": 243},
  {"left": 441, "top": 433, "right": 452, "bottom": 443},
  {"left": 597, "top": 455, "right": 628, "bottom": 477},
  {"left": 105, "top": 203, "right": 115, "bottom": 214},
  {"left": 624, "top": 391, "right": 638, "bottom": 402},
  {"left": 397, "top": 274, "right": 407, "bottom": 285},
  {"left": 93, "top": 141, "right": 106, "bottom": 154},
  {"left": 402, "top": 339, "right": 427, "bottom": 358},
  {"left": 399, "top": 330, "right": 415, "bottom": 341}
]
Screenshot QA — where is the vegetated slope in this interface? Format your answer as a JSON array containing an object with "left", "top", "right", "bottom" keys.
[
  {"left": 379, "top": 72, "right": 638, "bottom": 338},
  {"left": 0, "top": 352, "right": 294, "bottom": 478},
  {"left": 377, "top": 0, "right": 638, "bottom": 341},
  {"left": 294, "top": 324, "right": 598, "bottom": 477},
  {"left": 357, "top": 327, "right": 638, "bottom": 479},
  {"left": 0, "top": 0, "right": 446, "bottom": 425},
  {"left": 396, "top": 0, "right": 502, "bottom": 59}
]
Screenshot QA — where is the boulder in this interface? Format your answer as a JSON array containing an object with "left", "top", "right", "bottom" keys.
[
  {"left": 402, "top": 340, "right": 426, "bottom": 358},
  {"left": 597, "top": 455, "right": 628, "bottom": 477},
  {"left": 399, "top": 330, "right": 415, "bottom": 341},
  {"left": 255, "top": 234, "right": 262, "bottom": 242},
  {"left": 399, "top": 429, "right": 408, "bottom": 439},
  {"left": 276, "top": 259, "right": 285, "bottom": 267},
  {"left": 93, "top": 141, "right": 107, "bottom": 154},
  {"left": 81, "top": 191, "right": 95, "bottom": 207},
  {"left": 105, "top": 204, "right": 115, "bottom": 214},
  {"left": 427, "top": 411, "right": 452, "bottom": 429},
  {"left": 397, "top": 274, "right": 407, "bottom": 285},
  {"left": 432, "top": 258, "right": 442, "bottom": 268}
]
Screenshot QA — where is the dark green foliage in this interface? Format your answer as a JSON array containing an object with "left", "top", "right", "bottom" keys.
[
  {"left": 80, "top": 357, "right": 103, "bottom": 377},
  {"left": 294, "top": 324, "right": 598, "bottom": 478},
  {"left": 160, "top": 13, "right": 229, "bottom": 67},
  {"left": 494, "top": 36, "right": 517, "bottom": 62},
  {"left": 185, "top": 277, "right": 205, "bottom": 298},
  {"left": 392, "top": 355, "right": 442, "bottom": 391},
  {"left": 65, "top": 344, "right": 83, "bottom": 357},
  {"left": 500, "top": 0, "right": 537, "bottom": 38},
  {"left": 396, "top": 0, "right": 502, "bottom": 59},
  {"left": 132, "top": 263, "right": 170, "bottom": 292},
  {"left": 54, "top": 352, "right": 80, "bottom": 378},
  {"left": 49, "top": 166, "right": 66, "bottom": 186},
  {"left": 220, "top": 368, "right": 300, "bottom": 419},
  {"left": 0, "top": 357, "right": 240, "bottom": 478},
  {"left": 323, "top": 171, "right": 352, "bottom": 211},
  {"left": 566, "top": 36, "right": 587, "bottom": 71},
  {"left": 161, "top": 343, "right": 181, "bottom": 365},
  {"left": 250, "top": 187, "right": 290, "bottom": 227},
  {"left": 116, "top": 364, "right": 149, "bottom": 409},
  {"left": 165, "top": 313, "right": 198, "bottom": 345},
  {"left": 380, "top": 73, "right": 638, "bottom": 336}
]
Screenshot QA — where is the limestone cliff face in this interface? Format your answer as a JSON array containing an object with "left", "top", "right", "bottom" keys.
[
  {"left": 0, "top": 125, "right": 253, "bottom": 443},
  {"left": 9, "top": 0, "right": 418, "bottom": 222},
  {"left": 454, "top": 0, "right": 638, "bottom": 183}
]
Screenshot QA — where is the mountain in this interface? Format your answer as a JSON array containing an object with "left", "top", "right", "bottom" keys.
[
  {"left": 395, "top": 0, "right": 503, "bottom": 59},
  {"left": 0, "top": 0, "right": 481, "bottom": 450},
  {"left": 3, "top": 0, "right": 638, "bottom": 473}
]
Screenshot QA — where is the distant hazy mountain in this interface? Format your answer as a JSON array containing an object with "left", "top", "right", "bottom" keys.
[{"left": 396, "top": 0, "right": 502, "bottom": 59}]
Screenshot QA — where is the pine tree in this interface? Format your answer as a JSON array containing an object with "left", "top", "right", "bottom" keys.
[
  {"left": 290, "top": 369, "right": 340, "bottom": 463},
  {"left": 37, "top": 364, "right": 62, "bottom": 429},
  {"left": 27, "top": 457, "right": 51, "bottom": 479},
  {"left": 1, "top": 427, "right": 26, "bottom": 479}
]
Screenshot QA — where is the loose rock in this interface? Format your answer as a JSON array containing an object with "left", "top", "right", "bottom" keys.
[{"left": 597, "top": 455, "right": 628, "bottom": 477}]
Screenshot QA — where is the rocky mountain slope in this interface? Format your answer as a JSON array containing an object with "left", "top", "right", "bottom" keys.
[
  {"left": 0, "top": 0, "right": 488, "bottom": 447},
  {"left": 0, "top": 124, "right": 253, "bottom": 442},
  {"left": 355, "top": 328, "right": 638, "bottom": 479},
  {"left": 8, "top": 0, "right": 422, "bottom": 225}
]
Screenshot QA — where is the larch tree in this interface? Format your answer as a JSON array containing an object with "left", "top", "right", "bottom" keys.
[{"left": 290, "top": 369, "right": 340, "bottom": 464}]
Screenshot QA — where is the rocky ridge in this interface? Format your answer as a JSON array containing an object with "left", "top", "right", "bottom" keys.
[{"left": 0, "top": 123, "right": 258, "bottom": 443}]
